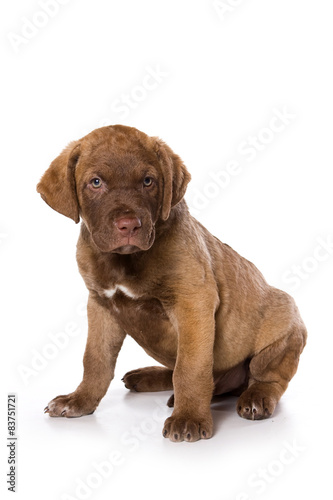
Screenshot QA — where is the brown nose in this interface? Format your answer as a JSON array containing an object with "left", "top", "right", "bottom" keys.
[{"left": 114, "top": 217, "right": 142, "bottom": 237}]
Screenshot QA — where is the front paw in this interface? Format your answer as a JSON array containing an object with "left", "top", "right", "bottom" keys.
[
  {"left": 162, "top": 412, "right": 213, "bottom": 442},
  {"left": 44, "top": 391, "right": 98, "bottom": 418}
]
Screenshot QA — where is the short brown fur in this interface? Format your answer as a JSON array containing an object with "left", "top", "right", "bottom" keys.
[{"left": 38, "top": 125, "right": 307, "bottom": 442}]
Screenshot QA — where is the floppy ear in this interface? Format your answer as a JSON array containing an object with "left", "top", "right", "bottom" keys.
[
  {"left": 37, "top": 141, "right": 81, "bottom": 223},
  {"left": 154, "top": 139, "right": 191, "bottom": 221}
]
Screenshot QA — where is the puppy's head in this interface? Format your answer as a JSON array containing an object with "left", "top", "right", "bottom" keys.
[{"left": 37, "top": 125, "right": 191, "bottom": 254}]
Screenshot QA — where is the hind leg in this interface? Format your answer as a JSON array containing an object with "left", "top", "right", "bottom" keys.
[
  {"left": 122, "top": 366, "right": 173, "bottom": 392},
  {"left": 237, "top": 325, "right": 306, "bottom": 420}
]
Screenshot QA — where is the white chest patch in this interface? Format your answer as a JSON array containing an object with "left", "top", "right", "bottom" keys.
[{"left": 103, "top": 284, "right": 138, "bottom": 300}]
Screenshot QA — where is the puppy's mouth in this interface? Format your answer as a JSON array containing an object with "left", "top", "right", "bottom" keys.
[
  {"left": 91, "top": 226, "right": 155, "bottom": 254},
  {"left": 111, "top": 229, "right": 155, "bottom": 254},
  {"left": 111, "top": 244, "right": 143, "bottom": 255}
]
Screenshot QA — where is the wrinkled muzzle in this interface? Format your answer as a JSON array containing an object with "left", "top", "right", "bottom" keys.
[{"left": 87, "top": 208, "right": 156, "bottom": 254}]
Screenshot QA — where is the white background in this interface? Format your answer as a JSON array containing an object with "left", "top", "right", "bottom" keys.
[{"left": 1, "top": 1, "right": 332, "bottom": 499}]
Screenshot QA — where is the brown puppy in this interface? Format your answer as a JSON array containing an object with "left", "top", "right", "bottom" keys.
[{"left": 38, "top": 125, "right": 307, "bottom": 442}]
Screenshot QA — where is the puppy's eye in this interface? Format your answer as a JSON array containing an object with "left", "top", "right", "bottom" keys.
[
  {"left": 91, "top": 178, "right": 102, "bottom": 188},
  {"left": 143, "top": 177, "right": 153, "bottom": 187}
]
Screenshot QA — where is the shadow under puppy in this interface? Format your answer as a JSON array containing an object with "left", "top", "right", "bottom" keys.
[{"left": 37, "top": 125, "right": 307, "bottom": 442}]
